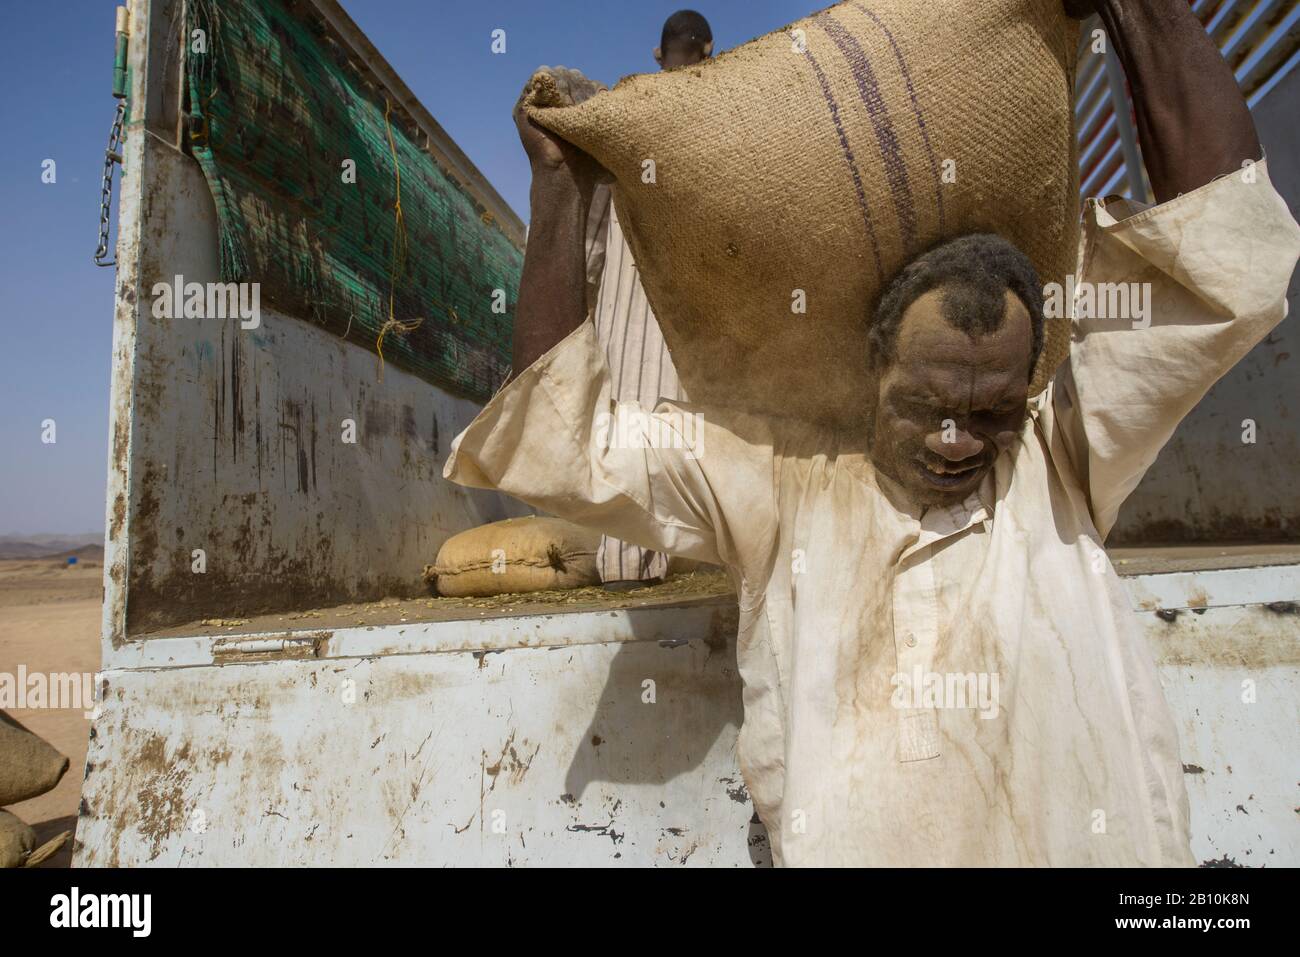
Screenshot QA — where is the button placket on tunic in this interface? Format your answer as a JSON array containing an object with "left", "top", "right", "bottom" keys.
[{"left": 892, "top": 492, "right": 989, "bottom": 762}]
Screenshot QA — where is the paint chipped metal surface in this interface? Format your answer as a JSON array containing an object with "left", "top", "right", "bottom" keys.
[
  {"left": 75, "top": 569, "right": 1296, "bottom": 867},
  {"left": 76, "top": 620, "right": 770, "bottom": 867}
]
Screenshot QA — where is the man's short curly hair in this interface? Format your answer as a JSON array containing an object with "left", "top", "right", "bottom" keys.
[{"left": 868, "top": 234, "right": 1044, "bottom": 375}]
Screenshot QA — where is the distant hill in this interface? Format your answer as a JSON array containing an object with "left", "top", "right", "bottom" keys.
[
  {"left": 0, "top": 533, "right": 104, "bottom": 560},
  {"left": 41, "top": 544, "right": 105, "bottom": 562}
]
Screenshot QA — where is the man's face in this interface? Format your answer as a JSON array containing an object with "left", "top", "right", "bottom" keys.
[{"left": 869, "top": 287, "right": 1033, "bottom": 507}]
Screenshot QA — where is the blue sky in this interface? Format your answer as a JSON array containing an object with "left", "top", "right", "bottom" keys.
[{"left": 0, "top": 0, "right": 810, "bottom": 536}]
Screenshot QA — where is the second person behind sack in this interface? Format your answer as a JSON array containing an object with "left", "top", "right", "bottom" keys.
[{"left": 585, "top": 10, "right": 714, "bottom": 590}]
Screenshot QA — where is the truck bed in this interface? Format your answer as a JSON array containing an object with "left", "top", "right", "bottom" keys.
[
  {"left": 134, "top": 571, "right": 735, "bottom": 641},
  {"left": 134, "top": 546, "right": 1300, "bottom": 642},
  {"left": 1108, "top": 543, "right": 1300, "bottom": 576}
]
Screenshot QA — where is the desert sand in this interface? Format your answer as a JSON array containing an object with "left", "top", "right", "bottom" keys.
[{"left": 0, "top": 558, "right": 102, "bottom": 867}]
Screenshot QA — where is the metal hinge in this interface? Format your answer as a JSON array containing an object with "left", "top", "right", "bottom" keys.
[{"left": 212, "top": 633, "right": 330, "bottom": 663}]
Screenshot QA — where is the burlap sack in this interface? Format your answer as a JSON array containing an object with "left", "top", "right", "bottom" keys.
[
  {"left": 25, "top": 829, "right": 72, "bottom": 867},
  {"left": 0, "top": 712, "right": 70, "bottom": 806},
  {"left": 0, "top": 809, "right": 68, "bottom": 868},
  {"left": 426, "top": 517, "right": 601, "bottom": 597},
  {"left": 0, "top": 810, "right": 35, "bottom": 869},
  {"left": 524, "top": 0, "right": 1080, "bottom": 426}
]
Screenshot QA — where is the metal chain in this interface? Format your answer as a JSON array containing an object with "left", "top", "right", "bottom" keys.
[{"left": 93, "top": 100, "right": 126, "bottom": 267}]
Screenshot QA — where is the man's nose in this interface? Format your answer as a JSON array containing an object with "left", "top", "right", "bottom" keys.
[{"left": 925, "top": 427, "right": 984, "bottom": 461}]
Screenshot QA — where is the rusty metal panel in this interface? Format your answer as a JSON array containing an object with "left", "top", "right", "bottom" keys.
[
  {"left": 102, "top": 0, "right": 158, "bottom": 655},
  {"left": 75, "top": 621, "right": 770, "bottom": 868}
]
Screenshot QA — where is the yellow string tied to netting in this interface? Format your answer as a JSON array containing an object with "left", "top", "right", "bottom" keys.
[{"left": 376, "top": 97, "right": 423, "bottom": 382}]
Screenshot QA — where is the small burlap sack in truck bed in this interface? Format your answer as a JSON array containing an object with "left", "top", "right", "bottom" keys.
[
  {"left": 523, "top": 0, "right": 1080, "bottom": 428},
  {"left": 426, "top": 517, "right": 602, "bottom": 597}
]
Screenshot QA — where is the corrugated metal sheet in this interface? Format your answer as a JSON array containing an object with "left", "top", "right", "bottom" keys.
[{"left": 1076, "top": 0, "right": 1300, "bottom": 200}]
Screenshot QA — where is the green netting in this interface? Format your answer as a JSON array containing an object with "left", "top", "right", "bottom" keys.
[{"left": 184, "top": 0, "right": 521, "bottom": 401}]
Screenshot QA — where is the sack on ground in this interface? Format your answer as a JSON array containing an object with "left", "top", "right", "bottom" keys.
[
  {"left": 0, "top": 809, "right": 68, "bottom": 868},
  {"left": 0, "top": 810, "right": 36, "bottom": 869},
  {"left": 427, "top": 517, "right": 601, "bottom": 597},
  {"left": 523, "top": 0, "right": 1080, "bottom": 426},
  {"left": 0, "top": 711, "right": 70, "bottom": 807}
]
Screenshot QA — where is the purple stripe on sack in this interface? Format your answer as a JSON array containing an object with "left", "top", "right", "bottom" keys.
[
  {"left": 799, "top": 41, "right": 884, "bottom": 283},
  {"left": 852, "top": 3, "right": 946, "bottom": 232},
  {"left": 815, "top": 10, "right": 916, "bottom": 248}
]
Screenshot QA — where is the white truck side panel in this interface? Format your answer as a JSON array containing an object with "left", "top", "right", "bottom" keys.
[
  {"left": 76, "top": 612, "right": 768, "bottom": 868},
  {"left": 75, "top": 576, "right": 1298, "bottom": 867}
]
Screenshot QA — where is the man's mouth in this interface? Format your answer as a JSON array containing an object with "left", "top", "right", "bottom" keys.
[{"left": 914, "top": 458, "right": 984, "bottom": 491}]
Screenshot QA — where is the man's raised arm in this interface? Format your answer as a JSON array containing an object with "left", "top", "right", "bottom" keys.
[
  {"left": 1070, "top": 0, "right": 1260, "bottom": 198},
  {"left": 509, "top": 94, "right": 604, "bottom": 376},
  {"left": 444, "top": 88, "right": 779, "bottom": 573},
  {"left": 1053, "top": 0, "right": 1299, "bottom": 539}
]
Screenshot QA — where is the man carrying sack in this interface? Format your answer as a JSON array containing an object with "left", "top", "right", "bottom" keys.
[{"left": 446, "top": 0, "right": 1300, "bottom": 865}]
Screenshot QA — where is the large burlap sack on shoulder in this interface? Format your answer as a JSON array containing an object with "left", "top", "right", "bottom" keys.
[
  {"left": 0, "top": 711, "right": 70, "bottom": 806},
  {"left": 426, "top": 517, "right": 601, "bottom": 597},
  {"left": 524, "top": 0, "right": 1080, "bottom": 427}
]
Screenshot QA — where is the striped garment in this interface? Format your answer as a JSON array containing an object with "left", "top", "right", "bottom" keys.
[{"left": 586, "top": 197, "right": 688, "bottom": 584}]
